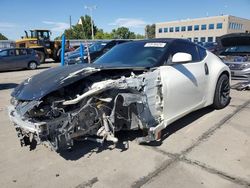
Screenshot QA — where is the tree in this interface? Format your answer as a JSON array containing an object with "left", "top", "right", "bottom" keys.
[
  {"left": 95, "top": 29, "right": 113, "bottom": 39},
  {"left": 112, "top": 27, "right": 136, "bottom": 39},
  {"left": 145, "top": 24, "right": 155, "bottom": 39},
  {"left": 0, "top": 33, "right": 8, "bottom": 40},
  {"left": 63, "top": 15, "right": 98, "bottom": 39},
  {"left": 135, "top": 34, "right": 145, "bottom": 39},
  {"left": 55, "top": 16, "right": 145, "bottom": 40}
]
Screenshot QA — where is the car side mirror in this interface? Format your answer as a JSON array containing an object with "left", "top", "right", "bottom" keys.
[{"left": 172, "top": 52, "right": 192, "bottom": 63}]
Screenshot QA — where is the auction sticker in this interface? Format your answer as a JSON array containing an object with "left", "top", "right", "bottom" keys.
[{"left": 144, "top": 42, "right": 166, "bottom": 47}]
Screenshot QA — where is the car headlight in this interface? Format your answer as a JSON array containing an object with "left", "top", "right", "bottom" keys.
[{"left": 241, "top": 63, "right": 250, "bottom": 69}]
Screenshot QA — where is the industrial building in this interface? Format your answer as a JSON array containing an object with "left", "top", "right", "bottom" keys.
[{"left": 155, "top": 15, "right": 250, "bottom": 42}]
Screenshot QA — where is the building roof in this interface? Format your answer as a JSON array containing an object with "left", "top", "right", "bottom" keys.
[{"left": 156, "top": 15, "right": 250, "bottom": 25}]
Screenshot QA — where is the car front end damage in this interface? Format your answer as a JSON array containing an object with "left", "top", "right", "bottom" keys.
[{"left": 8, "top": 66, "right": 164, "bottom": 151}]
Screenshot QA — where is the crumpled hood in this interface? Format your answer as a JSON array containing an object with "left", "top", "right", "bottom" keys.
[
  {"left": 11, "top": 64, "right": 101, "bottom": 101},
  {"left": 218, "top": 33, "right": 250, "bottom": 47},
  {"left": 11, "top": 64, "right": 147, "bottom": 101}
]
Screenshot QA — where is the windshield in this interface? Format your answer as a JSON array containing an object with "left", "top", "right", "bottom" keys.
[
  {"left": 88, "top": 42, "right": 107, "bottom": 53},
  {"left": 225, "top": 45, "right": 250, "bottom": 53},
  {"left": 94, "top": 41, "right": 167, "bottom": 67}
]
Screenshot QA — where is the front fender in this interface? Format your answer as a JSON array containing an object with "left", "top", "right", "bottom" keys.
[{"left": 205, "top": 51, "right": 231, "bottom": 106}]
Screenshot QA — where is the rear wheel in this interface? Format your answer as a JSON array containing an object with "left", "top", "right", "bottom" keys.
[
  {"left": 212, "top": 74, "right": 230, "bottom": 109},
  {"left": 36, "top": 51, "right": 45, "bottom": 63},
  {"left": 28, "top": 61, "right": 37, "bottom": 70}
]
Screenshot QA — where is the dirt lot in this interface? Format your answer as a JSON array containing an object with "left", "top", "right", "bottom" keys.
[{"left": 0, "top": 63, "right": 249, "bottom": 188}]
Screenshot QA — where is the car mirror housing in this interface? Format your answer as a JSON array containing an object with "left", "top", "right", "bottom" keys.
[{"left": 172, "top": 52, "right": 192, "bottom": 63}]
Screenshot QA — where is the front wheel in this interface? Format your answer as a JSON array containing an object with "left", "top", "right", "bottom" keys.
[{"left": 212, "top": 74, "right": 230, "bottom": 109}]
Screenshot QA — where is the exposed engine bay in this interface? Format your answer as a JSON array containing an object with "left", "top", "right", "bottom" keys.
[{"left": 8, "top": 67, "right": 164, "bottom": 151}]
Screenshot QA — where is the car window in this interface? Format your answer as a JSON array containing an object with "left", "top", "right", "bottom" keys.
[
  {"left": 16, "top": 49, "right": 27, "bottom": 56},
  {"left": 0, "top": 50, "right": 8, "bottom": 57},
  {"left": 27, "top": 49, "right": 33, "bottom": 54},
  {"left": 166, "top": 42, "right": 200, "bottom": 64},
  {"left": 197, "top": 46, "right": 207, "bottom": 60},
  {"left": 8, "top": 49, "right": 15, "bottom": 56},
  {"left": 89, "top": 42, "right": 107, "bottom": 52}
]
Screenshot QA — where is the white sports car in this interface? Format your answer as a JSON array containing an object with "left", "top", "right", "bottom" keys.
[{"left": 8, "top": 39, "right": 231, "bottom": 151}]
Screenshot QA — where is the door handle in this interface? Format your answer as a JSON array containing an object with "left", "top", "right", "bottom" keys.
[{"left": 204, "top": 63, "right": 209, "bottom": 75}]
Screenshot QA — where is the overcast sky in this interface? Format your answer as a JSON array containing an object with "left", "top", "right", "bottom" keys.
[{"left": 0, "top": 0, "right": 250, "bottom": 40}]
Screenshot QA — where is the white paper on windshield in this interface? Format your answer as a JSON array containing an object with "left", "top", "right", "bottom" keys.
[
  {"left": 101, "top": 43, "right": 107, "bottom": 46},
  {"left": 144, "top": 42, "right": 166, "bottom": 47}
]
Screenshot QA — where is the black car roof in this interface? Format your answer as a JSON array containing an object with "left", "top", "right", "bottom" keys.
[{"left": 131, "top": 38, "right": 191, "bottom": 44}]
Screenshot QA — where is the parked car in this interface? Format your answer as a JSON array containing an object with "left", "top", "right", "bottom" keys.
[
  {"left": 0, "top": 48, "right": 40, "bottom": 71},
  {"left": 8, "top": 39, "right": 230, "bottom": 151},
  {"left": 65, "top": 46, "right": 81, "bottom": 57},
  {"left": 65, "top": 40, "right": 129, "bottom": 65},
  {"left": 218, "top": 33, "right": 250, "bottom": 79}
]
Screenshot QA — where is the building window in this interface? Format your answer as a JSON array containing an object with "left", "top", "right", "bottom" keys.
[
  {"left": 159, "top": 28, "right": 163, "bottom": 33},
  {"left": 175, "top": 27, "right": 180, "bottom": 32},
  {"left": 240, "top": 24, "right": 243, "bottom": 30},
  {"left": 208, "top": 37, "right": 213, "bottom": 42},
  {"left": 200, "top": 37, "right": 206, "bottom": 42},
  {"left": 201, "top": 24, "right": 207, "bottom": 30},
  {"left": 209, "top": 24, "right": 214, "bottom": 30},
  {"left": 181, "top": 26, "right": 186, "bottom": 31},
  {"left": 194, "top": 25, "right": 199, "bottom": 31},
  {"left": 232, "top": 23, "right": 236, "bottom": 29},
  {"left": 193, "top": 37, "right": 199, "bottom": 43},
  {"left": 187, "top": 38, "right": 192, "bottom": 41},
  {"left": 188, "top": 26, "right": 192, "bottom": 31},
  {"left": 170, "top": 27, "right": 174, "bottom": 32},
  {"left": 164, "top": 27, "right": 168, "bottom": 32},
  {"left": 217, "top": 23, "right": 223, "bottom": 29}
]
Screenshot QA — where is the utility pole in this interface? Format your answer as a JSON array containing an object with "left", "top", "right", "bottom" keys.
[
  {"left": 69, "top": 15, "right": 72, "bottom": 29},
  {"left": 84, "top": 5, "right": 97, "bottom": 40}
]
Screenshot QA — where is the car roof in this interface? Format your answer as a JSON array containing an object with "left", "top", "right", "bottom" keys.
[{"left": 0, "top": 47, "right": 30, "bottom": 50}]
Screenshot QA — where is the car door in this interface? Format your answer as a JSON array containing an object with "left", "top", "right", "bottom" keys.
[
  {"left": 0, "top": 50, "right": 9, "bottom": 70},
  {"left": 161, "top": 41, "right": 209, "bottom": 124},
  {"left": 0, "top": 49, "right": 17, "bottom": 70},
  {"left": 14, "top": 49, "right": 29, "bottom": 68},
  {"left": 8, "top": 49, "right": 21, "bottom": 69}
]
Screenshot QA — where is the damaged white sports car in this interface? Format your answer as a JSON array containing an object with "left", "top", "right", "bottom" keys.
[{"left": 8, "top": 39, "right": 231, "bottom": 151}]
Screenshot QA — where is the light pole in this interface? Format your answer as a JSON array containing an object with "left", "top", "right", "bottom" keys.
[{"left": 84, "top": 5, "right": 96, "bottom": 40}]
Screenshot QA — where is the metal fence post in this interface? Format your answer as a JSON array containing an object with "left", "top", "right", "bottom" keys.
[{"left": 61, "top": 34, "right": 65, "bottom": 66}]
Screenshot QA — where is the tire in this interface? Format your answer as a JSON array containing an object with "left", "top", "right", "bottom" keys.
[
  {"left": 36, "top": 51, "right": 45, "bottom": 63},
  {"left": 212, "top": 74, "right": 230, "bottom": 109},
  {"left": 28, "top": 61, "right": 38, "bottom": 70}
]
